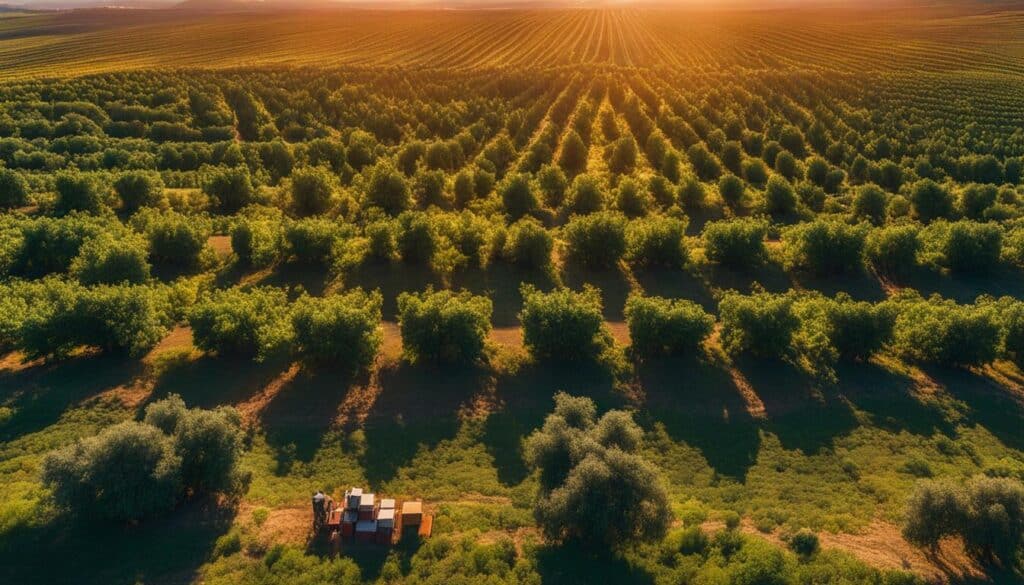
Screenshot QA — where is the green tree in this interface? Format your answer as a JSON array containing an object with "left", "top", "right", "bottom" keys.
[
  {"left": 291, "top": 289, "right": 382, "bottom": 370},
  {"left": 397, "top": 288, "right": 492, "bottom": 364},
  {"left": 519, "top": 285, "right": 611, "bottom": 362}
]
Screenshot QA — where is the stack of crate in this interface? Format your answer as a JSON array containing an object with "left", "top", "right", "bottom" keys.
[{"left": 377, "top": 499, "right": 396, "bottom": 544}]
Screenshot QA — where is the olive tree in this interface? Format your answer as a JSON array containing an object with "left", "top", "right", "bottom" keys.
[
  {"left": 397, "top": 288, "right": 493, "bottom": 364},
  {"left": 291, "top": 289, "right": 383, "bottom": 370}
]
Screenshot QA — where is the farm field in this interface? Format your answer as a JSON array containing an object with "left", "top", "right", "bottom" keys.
[{"left": 0, "top": 3, "right": 1023, "bottom": 585}]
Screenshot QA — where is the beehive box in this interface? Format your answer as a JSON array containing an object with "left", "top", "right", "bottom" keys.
[{"left": 401, "top": 501, "right": 422, "bottom": 526}]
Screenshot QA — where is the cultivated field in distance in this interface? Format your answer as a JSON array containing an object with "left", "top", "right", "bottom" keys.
[{"left": 0, "top": 3, "right": 1023, "bottom": 584}]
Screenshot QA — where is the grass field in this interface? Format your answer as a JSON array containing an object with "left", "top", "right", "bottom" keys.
[{"left": 0, "top": 3, "right": 1023, "bottom": 584}]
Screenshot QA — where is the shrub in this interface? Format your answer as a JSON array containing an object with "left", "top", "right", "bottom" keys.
[
  {"left": 910, "top": 179, "right": 953, "bottom": 223},
  {"left": 537, "top": 164, "right": 568, "bottom": 208},
  {"left": 0, "top": 168, "right": 29, "bottom": 209},
  {"left": 677, "top": 174, "right": 706, "bottom": 209},
  {"left": 625, "top": 294, "right": 713, "bottom": 357},
  {"left": 151, "top": 398, "right": 244, "bottom": 495},
  {"left": 743, "top": 158, "right": 769, "bottom": 186},
  {"left": 114, "top": 171, "right": 165, "bottom": 213},
  {"left": 558, "top": 130, "right": 588, "bottom": 176},
  {"left": 788, "top": 529, "right": 820, "bottom": 558},
  {"left": 499, "top": 172, "right": 538, "bottom": 219},
  {"left": 999, "top": 298, "right": 1024, "bottom": 367},
  {"left": 687, "top": 143, "right": 721, "bottom": 181},
  {"left": 925, "top": 220, "right": 1003, "bottom": 273},
  {"left": 823, "top": 296, "right": 895, "bottom": 361},
  {"left": 718, "top": 173, "right": 745, "bottom": 208},
  {"left": 607, "top": 135, "right": 638, "bottom": 174},
  {"left": 396, "top": 211, "right": 437, "bottom": 264},
  {"left": 291, "top": 289, "right": 382, "bottom": 370},
  {"left": 284, "top": 218, "right": 344, "bottom": 265},
  {"left": 891, "top": 296, "right": 1000, "bottom": 366},
  {"left": 364, "top": 161, "right": 411, "bottom": 215},
  {"left": 500, "top": 217, "right": 553, "bottom": 270},
  {"left": 782, "top": 220, "right": 867, "bottom": 275},
  {"left": 413, "top": 168, "right": 448, "bottom": 208},
  {"left": 959, "top": 184, "right": 997, "bottom": 220},
  {"left": 625, "top": 215, "right": 688, "bottom": 268},
  {"left": 565, "top": 172, "right": 606, "bottom": 214},
  {"left": 396, "top": 288, "right": 492, "bottom": 364},
  {"left": 563, "top": 211, "right": 627, "bottom": 269},
  {"left": 764, "top": 175, "right": 797, "bottom": 215},
  {"left": 204, "top": 167, "right": 254, "bottom": 213},
  {"left": 42, "top": 422, "right": 181, "bottom": 522},
  {"left": 231, "top": 218, "right": 282, "bottom": 268},
  {"left": 852, "top": 184, "right": 888, "bottom": 225},
  {"left": 55, "top": 171, "right": 106, "bottom": 215},
  {"left": 290, "top": 166, "right": 336, "bottom": 216},
  {"left": 524, "top": 393, "right": 671, "bottom": 549},
  {"left": 188, "top": 287, "right": 292, "bottom": 360},
  {"left": 520, "top": 284, "right": 611, "bottom": 362},
  {"left": 865, "top": 224, "right": 921, "bottom": 277},
  {"left": 364, "top": 220, "right": 397, "bottom": 262},
  {"left": 615, "top": 177, "right": 651, "bottom": 217},
  {"left": 70, "top": 232, "right": 150, "bottom": 285},
  {"left": 702, "top": 218, "right": 768, "bottom": 268},
  {"left": 719, "top": 292, "right": 798, "bottom": 358},
  {"left": 132, "top": 209, "right": 211, "bottom": 268},
  {"left": 774, "top": 151, "right": 799, "bottom": 180}
]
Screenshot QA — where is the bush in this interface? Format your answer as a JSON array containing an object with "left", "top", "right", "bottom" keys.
[
  {"left": 204, "top": 167, "right": 254, "bottom": 213},
  {"left": 788, "top": 529, "right": 820, "bottom": 558},
  {"left": 42, "top": 422, "right": 181, "bottom": 522},
  {"left": 0, "top": 168, "right": 28, "bottom": 209},
  {"left": 499, "top": 172, "right": 538, "bottom": 219},
  {"left": 563, "top": 211, "right": 627, "bottom": 269},
  {"left": 782, "top": 220, "right": 867, "bottom": 275},
  {"left": 625, "top": 294, "right": 713, "bottom": 357},
  {"left": 891, "top": 296, "right": 1000, "bottom": 366},
  {"left": 677, "top": 174, "right": 706, "bottom": 209},
  {"left": 500, "top": 217, "right": 553, "bottom": 270},
  {"left": 625, "top": 215, "right": 688, "bottom": 268},
  {"left": 558, "top": 130, "right": 588, "bottom": 176},
  {"left": 925, "top": 220, "right": 1003, "bottom": 273},
  {"left": 718, "top": 173, "right": 745, "bottom": 208},
  {"left": 763, "top": 175, "right": 797, "bottom": 215},
  {"left": 290, "top": 166, "right": 336, "bottom": 216},
  {"left": 822, "top": 296, "right": 895, "bottom": 361},
  {"left": 743, "top": 159, "right": 769, "bottom": 186},
  {"left": 69, "top": 232, "right": 150, "bottom": 285},
  {"left": 520, "top": 284, "right": 611, "bottom": 362},
  {"left": 524, "top": 393, "right": 671, "bottom": 549},
  {"left": 719, "top": 292, "right": 798, "bottom": 358},
  {"left": 702, "top": 218, "right": 767, "bottom": 268},
  {"left": 8, "top": 215, "right": 108, "bottom": 277},
  {"left": 188, "top": 287, "right": 292, "bottom": 360},
  {"left": 148, "top": 397, "right": 244, "bottom": 495},
  {"left": 959, "top": 184, "right": 997, "bottom": 220},
  {"left": 396, "top": 211, "right": 437, "bottom": 264},
  {"left": 397, "top": 288, "right": 492, "bottom": 364},
  {"left": 565, "top": 172, "right": 606, "bottom": 214},
  {"left": 132, "top": 209, "right": 211, "bottom": 268},
  {"left": 910, "top": 179, "right": 953, "bottom": 223},
  {"left": 537, "top": 164, "right": 568, "bottom": 208},
  {"left": 999, "top": 298, "right": 1024, "bottom": 367},
  {"left": 364, "top": 161, "right": 411, "bottom": 215},
  {"left": 114, "top": 171, "right": 165, "bottom": 213},
  {"left": 291, "top": 289, "right": 382, "bottom": 370},
  {"left": 607, "top": 135, "right": 638, "bottom": 174},
  {"left": 687, "top": 143, "right": 721, "bottom": 181},
  {"left": 284, "top": 218, "right": 344, "bottom": 265},
  {"left": 231, "top": 217, "right": 282, "bottom": 268},
  {"left": 865, "top": 224, "right": 921, "bottom": 277},
  {"left": 615, "top": 176, "right": 651, "bottom": 217},
  {"left": 55, "top": 171, "right": 106, "bottom": 215}
]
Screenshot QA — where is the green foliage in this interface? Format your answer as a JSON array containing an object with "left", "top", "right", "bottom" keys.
[
  {"left": 204, "top": 167, "right": 254, "bottom": 214},
  {"left": 69, "top": 232, "right": 150, "bottom": 285},
  {"left": 865, "top": 224, "right": 921, "bottom": 277},
  {"left": 959, "top": 184, "right": 997, "bottom": 220},
  {"left": 702, "top": 218, "right": 767, "bottom": 268},
  {"left": 782, "top": 220, "right": 867, "bottom": 275},
  {"left": 607, "top": 135, "right": 638, "bottom": 175},
  {"left": 132, "top": 209, "right": 211, "bottom": 268},
  {"left": 397, "top": 210, "right": 437, "bottom": 264},
  {"left": 625, "top": 294, "right": 714, "bottom": 357},
  {"left": 615, "top": 176, "right": 651, "bottom": 218},
  {"left": 558, "top": 129, "right": 588, "bottom": 176},
  {"left": 0, "top": 168, "right": 29, "bottom": 209},
  {"left": 520, "top": 284, "right": 611, "bottom": 362},
  {"left": 499, "top": 172, "right": 538, "bottom": 219},
  {"left": 231, "top": 216, "right": 282, "bottom": 268},
  {"left": 922, "top": 220, "right": 1003, "bottom": 273},
  {"left": 364, "top": 160, "right": 411, "bottom": 215},
  {"left": 524, "top": 393, "right": 672, "bottom": 549},
  {"left": 891, "top": 295, "right": 1000, "bottom": 366},
  {"left": 291, "top": 289, "right": 382, "bottom": 370},
  {"left": 114, "top": 171, "right": 165, "bottom": 213},
  {"left": 499, "top": 217, "right": 553, "bottom": 270},
  {"left": 563, "top": 211, "right": 627, "bottom": 269},
  {"left": 284, "top": 217, "right": 345, "bottom": 265},
  {"left": 909, "top": 179, "right": 953, "bottom": 223},
  {"left": 677, "top": 173, "right": 706, "bottom": 209},
  {"left": 9, "top": 214, "right": 108, "bottom": 276},
  {"left": 565, "top": 172, "right": 606, "bottom": 214},
  {"left": 290, "top": 166, "right": 336, "bottom": 216},
  {"left": 624, "top": 215, "right": 688, "bottom": 268},
  {"left": 719, "top": 291, "right": 799, "bottom": 358},
  {"left": 718, "top": 173, "right": 745, "bottom": 208},
  {"left": 54, "top": 171, "right": 106, "bottom": 215},
  {"left": 764, "top": 175, "right": 797, "bottom": 215},
  {"left": 188, "top": 286, "right": 292, "bottom": 360},
  {"left": 687, "top": 143, "right": 721, "bottom": 181},
  {"left": 397, "top": 288, "right": 493, "bottom": 364}
]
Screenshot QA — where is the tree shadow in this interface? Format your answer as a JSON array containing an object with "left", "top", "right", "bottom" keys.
[
  {"left": 561, "top": 263, "right": 631, "bottom": 320},
  {"left": 700, "top": 260, "right": 790, "bottom": 296},
  {"left": 147, "top": 353, "right": 290, "bottom": 410},
  {"left": 684, "top": 204, "right": 726, "bottom": 236},
  {"left": 344, "top": 262, "right": 440, "bottom": 320},
  {"left": 789, "top": 270, "right": 888, "bottom": 302},
  {"left": 256, "top": 261, "right": 332, "bottom": 297},
  {"left": 451, "top": 263, "right": 556, "bottom": 327},
  {"left": 261, "top": 366, "right": 365, "bottom": 472},
  {"left": 834, "top": 360, "right": 956, "bottom": 438},
  {"left": 921, "top": 365, "right": 1024, "bottom": 452},
  {"left": 631, "top": 266, "right": 717, "bottom": 312},
  {"left": 359, "top": 361, "right": 485, "bottom": 486},
  {"left": 0, "top": 496, "right": 236, "bottom": 585},
  {"left": 634, "top": 355, "right": 761, "bottom": 481},
  {"left": 735, "top": 356, "right": 858, "bottom": 454},
  {"left": 901, "top": 266, "right": 1024, "bottom": 304},
  {"left": 483, "top": 358, "right": 623, "bottom": 486},
  {"left": 534, "top": 542, "right": 655, "bottom": 585},
  {"left": 0, "top": 352, "right": 143, "bottom": 441}
]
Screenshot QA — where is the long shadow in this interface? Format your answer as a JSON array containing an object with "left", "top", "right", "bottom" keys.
[
  {"left": 735, "top": 356, "right": 857, "bottom": 454},
  {"left": 789, "top": 270, "right": 888, "bottom": 302},
  {"left": 700, "top": 260, "right": 790, "bottom": 296},
  {"left": 359, "top": 361, "right": 485, "bottom": 486},
  {"left": 902, "top": 266, "right": 1024, "bottom": 304},
  {"left": 451, "top": 263, "right": 556, "bottom": 327},
  {"left": 483, "top": 358, "right": 623, "bottom": 486},
  {"left": 261, "top": 366, "right": 364, "bottom": 472},
  {"left": 534, "top": 542, "right": 655, "bottom": 585},
  {"left": 561, "top": 263, "right": 631, "bottom": 320},
  {"left": 921, "top": 365, "right": 1024, "bottom": 451},
  {"left": 344, "top": 262, "right": 440, "bottom": 320},
  {"left": 834, "top": 361, "right": 956, "bottom": 438},
  {"left": 635, "top": 355, "right": 761, "bottom": 480},
  {"left": 0, "top": 497, "right": 235, "bottom": 585},
  {"left": 0, "top": 353, "right": 143, "bottom": 441},
  {"left": 147, "top": 353, "right": 290, "bottom": 410},
  {"left": 631, "top": 266, "right": 717, "bottom": 312},
  {"left": 256, "top": 261, "right": 332, "bottom": 297}
]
